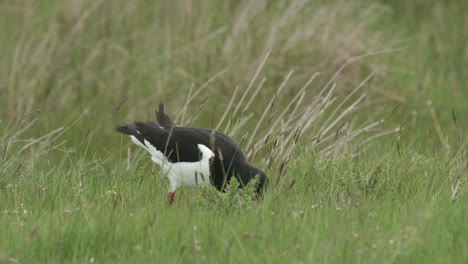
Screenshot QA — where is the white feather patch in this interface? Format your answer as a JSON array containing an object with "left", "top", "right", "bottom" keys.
[
  {"left": 130, "top": 135, "right": 145, "bottom": 148},
  {"left": 128, "top": 136, "right": 214, "bottom": 192}
]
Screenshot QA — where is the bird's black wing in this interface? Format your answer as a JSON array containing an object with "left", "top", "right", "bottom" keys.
[
  {"left": 194, "top": 127, "right": 246, "bottom": 163},
  {"left": 184, "top": 127, "right": 249, "bottom": 191},
  {"left": 116, "top": 122, "right": 250, "bottom": 191},
  {"left": 116, "top": 122, "right": 202, "bottom": 162},
  {"left": 115, "top": 121, "right": 246, "bottom": 164}
]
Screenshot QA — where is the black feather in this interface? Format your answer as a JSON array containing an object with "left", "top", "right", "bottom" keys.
[
  {"left": 156, "top": 103, "right": 174, "bottom": 128},
  {"left": 115, "top": 105, "right": 268, "bottom": 195},
  {"left": 115, "top": 123, "right": 145, "bottom": 144}
]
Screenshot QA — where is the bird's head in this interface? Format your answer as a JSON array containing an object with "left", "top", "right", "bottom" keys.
[
  {"left": 253, "top": 168, "right": 268, "bottom": 197},
  {"left": 236, "top": 163, "right": 269, "bottom": 197}
]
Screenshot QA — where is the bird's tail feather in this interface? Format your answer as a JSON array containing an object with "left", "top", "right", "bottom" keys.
[
  {"left": 115, "top": 123, "right": 146, "bottom": 144},
  {"left": 115, "top": 122, "right": 137, "bottom": 135},
  {"left": 156, "top": 103, "right": 174, "bottom": 128}
]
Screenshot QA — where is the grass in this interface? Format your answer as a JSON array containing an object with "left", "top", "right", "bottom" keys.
[
  {"left": 0, "top": 0, "right": 467, "bottom": 263},
  {"left": 1, "top": 149, "right": 466, "bottom": 263}
]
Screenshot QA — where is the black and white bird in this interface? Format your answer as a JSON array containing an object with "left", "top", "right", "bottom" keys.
[{"left": 115, "top": 103, "right": 268, "bottom": 204}]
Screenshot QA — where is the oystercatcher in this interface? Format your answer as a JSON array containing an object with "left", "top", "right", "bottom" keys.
[{"left": 115, "top": 103, "right": 268, "bottom": 204}]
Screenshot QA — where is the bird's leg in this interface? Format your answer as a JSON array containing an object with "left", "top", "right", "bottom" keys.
[
  {"left": 168, "top": 179, "right": 178, "bottom": 205},
  {"left": 167, "top": 192, "right": 175, "bottom": 205},
  {"left": 199, "top": 193, "right": 207, "bottom": 200}
]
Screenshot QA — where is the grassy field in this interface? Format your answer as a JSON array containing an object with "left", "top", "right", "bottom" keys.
[{"left": 1, "top": 0, "right": 467, "bottom": 263}]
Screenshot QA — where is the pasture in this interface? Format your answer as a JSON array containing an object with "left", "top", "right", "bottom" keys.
[{"left": 0, "top": 1, "right": 466, "bottom": 263}]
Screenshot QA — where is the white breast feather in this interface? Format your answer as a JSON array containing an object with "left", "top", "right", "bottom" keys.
[{"left": 129, "top": 135, "right": 214, "bottom": 191}]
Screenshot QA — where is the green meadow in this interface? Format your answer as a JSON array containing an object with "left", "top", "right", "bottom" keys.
[{"left": 0, "top": 0, "right": 466, "bottom": 263}]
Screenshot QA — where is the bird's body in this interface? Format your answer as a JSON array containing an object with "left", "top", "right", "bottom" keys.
[{"left": 115, "top": 104, "right": 268, "bottom": 204}]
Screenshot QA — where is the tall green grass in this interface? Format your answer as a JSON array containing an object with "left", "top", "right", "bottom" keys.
[{"left": 1, "top": 147, "right": 466, "bottom": 263}]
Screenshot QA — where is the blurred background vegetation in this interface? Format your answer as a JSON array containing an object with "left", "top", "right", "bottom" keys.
[{"left": 1, "top": 0, "right": 466, "bottom": 158}]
